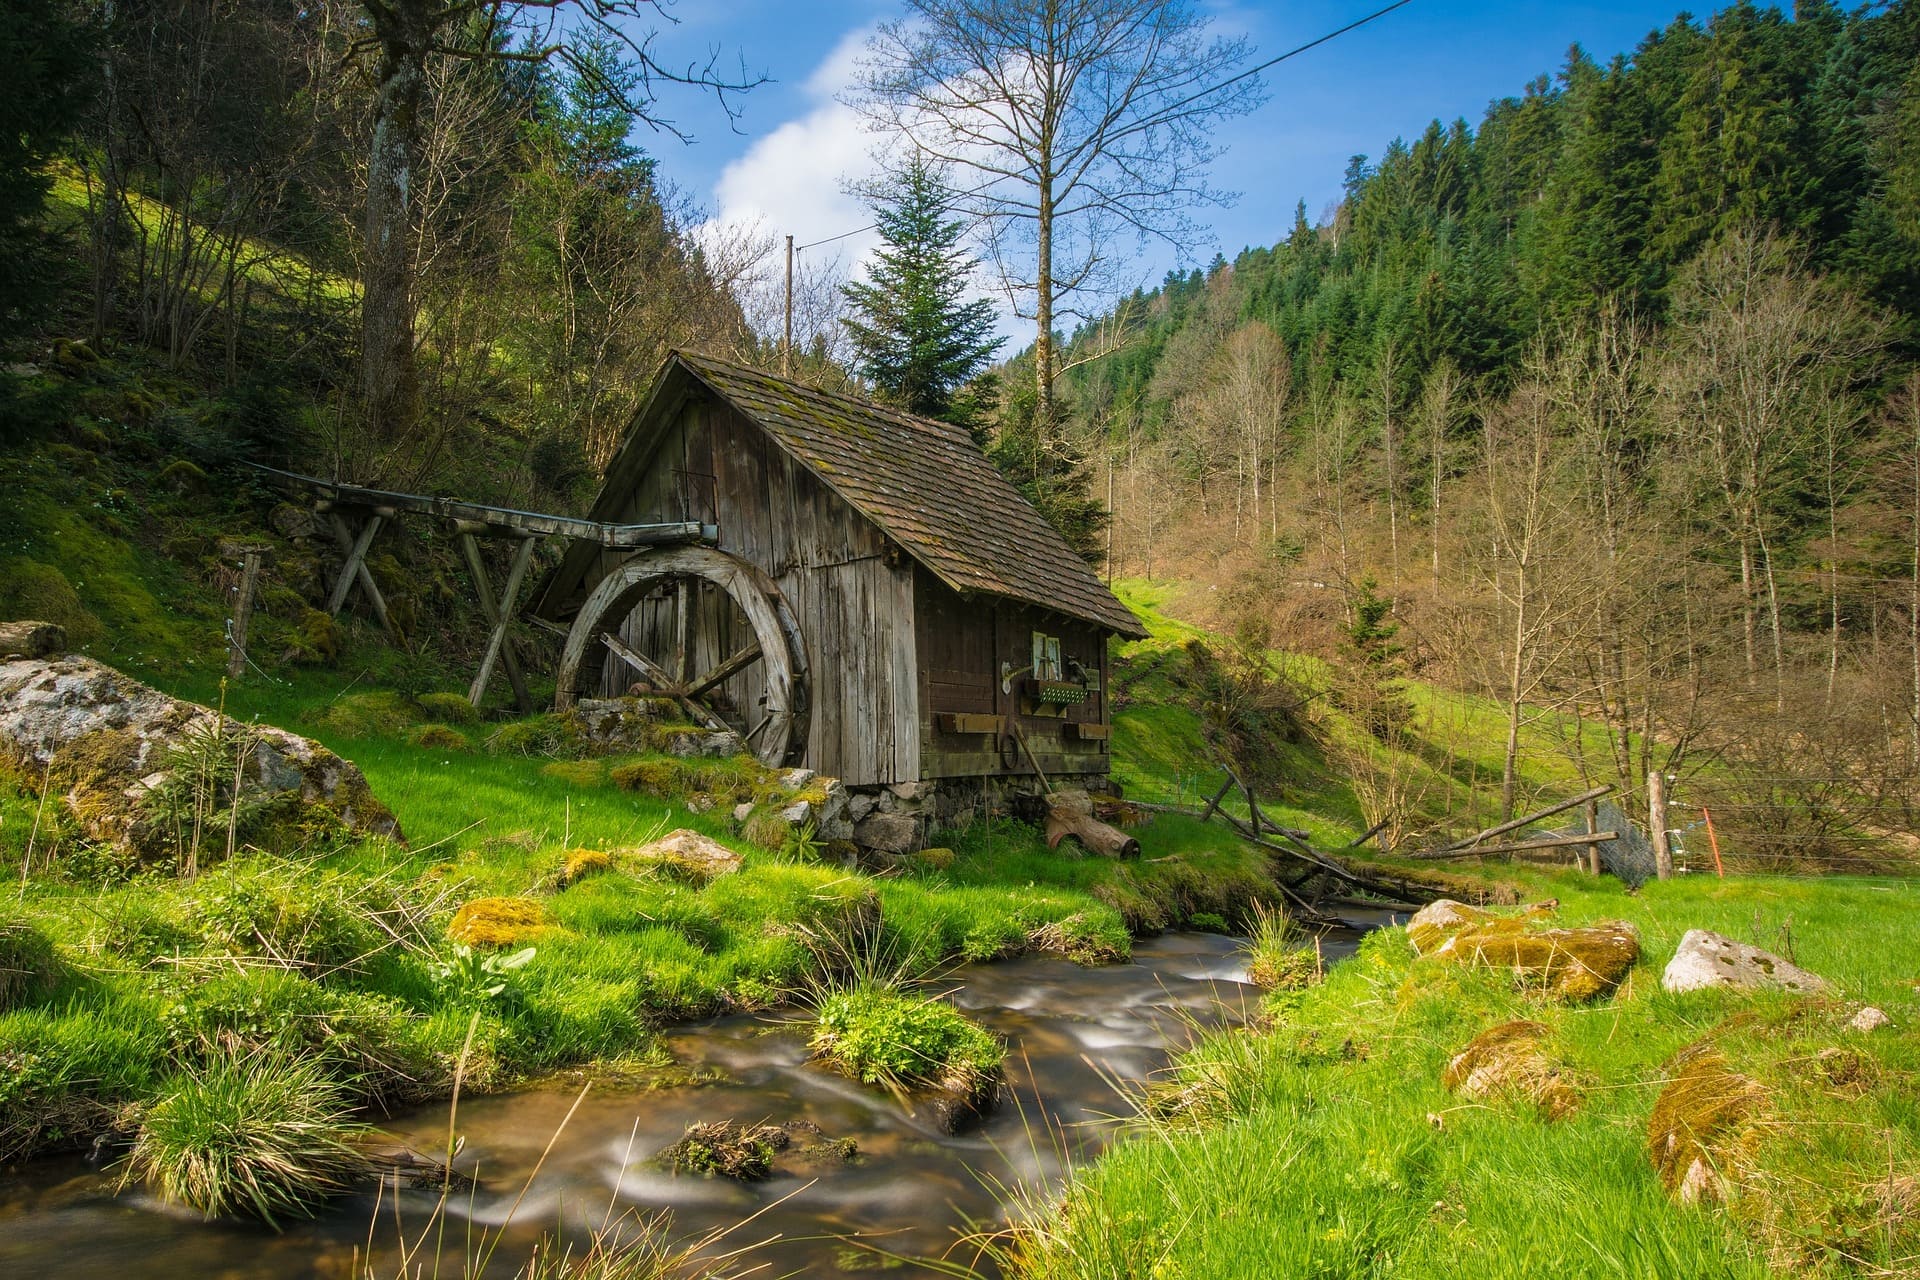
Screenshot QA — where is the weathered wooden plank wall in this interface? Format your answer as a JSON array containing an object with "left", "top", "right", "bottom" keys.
[
  {"left": 915, "top": 568, "right": 1111, "bottom": 780},
  {"left": 586, "top": 394, "right": 919, "bottom": 785}
]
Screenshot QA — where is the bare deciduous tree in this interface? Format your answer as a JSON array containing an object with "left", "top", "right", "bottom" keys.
[{"left": 852, "top": 0, "right": 1262, "bottom": 431}]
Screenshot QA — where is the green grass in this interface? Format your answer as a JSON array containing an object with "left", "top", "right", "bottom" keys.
[
  {"left": 810, "top": 987, "right": 1003, "bottom": 1096},
  {"left": 1006, "top": 868, "right": 1920, "bottom": 1280},
  {"left": 120, "top": 1054, "right": 371, "bottom": 1225}
]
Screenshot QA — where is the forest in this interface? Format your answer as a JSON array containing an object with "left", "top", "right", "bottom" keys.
[{"left": 1050, "top": 0, "right": 1920, "bottom": 865}]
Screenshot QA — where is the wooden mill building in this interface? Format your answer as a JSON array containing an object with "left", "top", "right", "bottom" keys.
[{"left": 531, "top": 351, "right": 1145, "bottom": 791}]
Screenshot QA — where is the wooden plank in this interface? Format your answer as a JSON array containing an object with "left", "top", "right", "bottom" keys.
[
  {"left": 1411, "top": 784, "right": 1616, "bottom": 858},
  {"left": 1067, "top": 722, "right": 1111, "bottom": 741},
  {"left": 1421, "top": 831, "right": 1621, "bottom": 860},
  {"left": 937, "top": 713, "right": 1005, "bottom": 734},
  {"left": 687, "top": 642, "right": 762, "bottom": 699},
  {"left": 324, "top": 513, "right": 396, "bottom": 639}
]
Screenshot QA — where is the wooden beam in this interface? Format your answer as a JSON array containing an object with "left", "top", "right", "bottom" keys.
[
  {"left": 602, "top": 633, "right": 729, "bottom": 733},
  {"left": 1421, "top": 831, "right": 1621, "bottom": 860},
  {"left": 1410, "top": 785, "right": 1615, "bottom": 859},
  {"left": 324, "top": 513, "right": 396, "bottom": 639},
  {"left": 686, "top": 642, "right": 761, "bottom": 700},
  {"left": 250, "top": 463, "right": 708, "bottom": 547},
  {"left": 671, "top": 578, "right": 692, "bottom": 686},
  {"left": 461, "top": 532, "right": 537, "bottom": 712}
]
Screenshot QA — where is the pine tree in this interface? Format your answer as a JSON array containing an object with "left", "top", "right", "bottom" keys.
[{"left": 841, "top": 158, "right": 1004, "bottom": 421}]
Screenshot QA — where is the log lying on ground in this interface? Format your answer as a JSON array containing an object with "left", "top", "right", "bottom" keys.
[
  {"left": 0, "top": 621, "right": 66, "bottom": 660},
  {"left": 1045, "top": 788, "right": 1141, "bottom": 858}
]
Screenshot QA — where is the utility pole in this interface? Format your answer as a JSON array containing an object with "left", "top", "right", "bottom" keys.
[
  {"left": 1648, "top": 770, "right": 1674, "bottom": 881},
  {"left": 782, "top": 234, "right": 793, "bottom": 377}
]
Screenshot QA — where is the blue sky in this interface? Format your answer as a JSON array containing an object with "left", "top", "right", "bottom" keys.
[{"left": 637, "top": 0, "right": 1697, "bottom": 330}]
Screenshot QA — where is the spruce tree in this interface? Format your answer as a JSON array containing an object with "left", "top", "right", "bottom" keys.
[{"left": 841, "top": 158, "right": 1005, "bottom": 421}]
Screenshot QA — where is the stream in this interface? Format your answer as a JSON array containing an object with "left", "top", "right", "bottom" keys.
[{"left": 0, "top": 919, "right": 1389, "bottom": 1278}]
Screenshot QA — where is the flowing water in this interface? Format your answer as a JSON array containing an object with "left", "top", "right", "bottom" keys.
[{"left": 0, "top": 919, "right": 1390, "bottom": 1278}]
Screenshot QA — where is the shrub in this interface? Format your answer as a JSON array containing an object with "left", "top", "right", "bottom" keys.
[
  {"left": 810, "top": 988, "right": 1002, "bottom": 1100},
  {"left": 310, "top": 691, "right": 416, "bottom": 739},
  {"left": 121, "top": 1054, "right": 372, "bottom": 1225},
  {"left": 484, "top": 715, "right": 585, "bottom": 758},
  {"left": 1245, "top": 904, "right": 1320, "bottom": 991},
  {"left": 447, "top": 896, "right": 549, "bottom": 947},
  {"left": 412, "top": 692, "right": 480, "bottom": 725},
  {"left": 0, "top": 558, "right": 104, "bottom": 647},
  {"left": 0, "top": 911, "right": 59, "bottom": 1011},
  {"left": 540, "top": 759, "right": 606, "bottom": 788},
  {"left": 190, "top": 863, "right": 379, "bottom": 971},
  {"left": 408, "top": 723, "right": 469, "bottom": 751},
  {"left": 159, "top": 971, "right": 429, "bottom": 1098}
]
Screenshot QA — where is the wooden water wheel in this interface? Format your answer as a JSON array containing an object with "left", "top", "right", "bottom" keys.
[{"left": 553, "top": 547, "right": 809, "bottom": 766}]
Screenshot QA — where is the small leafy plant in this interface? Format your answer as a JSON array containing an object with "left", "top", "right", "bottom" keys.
[{"left": 430, "top": 942, "right": 535, "bottom": 1002}]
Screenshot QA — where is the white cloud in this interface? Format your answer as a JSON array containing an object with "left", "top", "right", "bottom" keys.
[{"left": 700, "top": 27, "right": 881, "bottom": 297}]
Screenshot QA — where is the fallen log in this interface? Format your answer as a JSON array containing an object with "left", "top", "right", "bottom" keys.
[
  {"left": 1045, "top": 788, "right": 1141, "bottom": 858},
  {"left": 1419, "top": 831, "right": 1619, "bottom": 861},
  {"left": 1409, "top": 785, "right": 1614, "bottom": 859},
  {"left": 0, "top": 620, "right": 67, "bottom": 660}
]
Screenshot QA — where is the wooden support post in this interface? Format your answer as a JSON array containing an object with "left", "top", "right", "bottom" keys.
[
  {"left": 1198, "top": 776, "right": 1234, "bottom": 823},
  {"left": 225, "top": 545, "right": 267, "bottom": 679},
  {"left": 671, "top": 578, "right": 692, "bottom": 686},
  {"left": 1648, "top": 770, "right": 1674, "bottom": 881},
  {"left": 460, "top": 532, "right": 537, "bottom": 712},
  {"left": 324, "top": 513, "right": 396, "bottom": 639},
  {"left": 1584, "top": 798, "right": 1602, "bottom": 875}
]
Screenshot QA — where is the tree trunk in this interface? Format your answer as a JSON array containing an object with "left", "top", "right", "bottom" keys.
[
  {"left": 1033, "top": 178, "right": 1055, "bottom": 437},
  {"left": 363, "top": 0, "right": 430, "bottom": 449}
]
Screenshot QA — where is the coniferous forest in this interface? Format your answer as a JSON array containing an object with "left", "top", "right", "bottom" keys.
[{"left": 1048, "top": 1, "right": 1920, "bottom": 863}]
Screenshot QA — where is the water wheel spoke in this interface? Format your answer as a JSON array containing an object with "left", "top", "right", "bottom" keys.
[
  {"left": 686, "top": 643, "right": 763, "bottom": 700},
  {"left": 602, "top": 633, "right": 681, "bottom": 693}
]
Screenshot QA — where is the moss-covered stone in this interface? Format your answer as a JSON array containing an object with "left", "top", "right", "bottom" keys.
[
  {"left": 1406, "top": 898, "right": 1637, "bottom": 1002},
  {"left": 408, "top": 723, "right": 468, "bottom": 752},
  {"left": 1648, "top": 1039, "right": 1767, "bottom": 1204},
  {"left": 0, "top": 559, "right": 104, "bottom": 647},
  {"left": 556, "top": 848, "right": 614, "bottom": 887},
  {"left": 1442, "top": 1019, "right": 1580, "bottom": 1120},
  {"left": 412, "top": 692, "right": 479, "bottom": 725},
  {"left": 656, "top": 1119, "right": 788, "bottom": 1181},
  {"left": 447, "top": 896, "right": 549, "bottom": 948}
]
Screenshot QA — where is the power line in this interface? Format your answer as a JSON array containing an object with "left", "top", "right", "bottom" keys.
[{"left": 787, "top": 0, "right": 1418, "bottom": 257}]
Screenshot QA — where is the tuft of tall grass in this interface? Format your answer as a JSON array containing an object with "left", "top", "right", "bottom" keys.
[
  {"left": 1243, "top": 902, "right": 1320, "bottom": 991},
  {"left": 121, "top": 1053, "right": 372, "bottom": 1226}
]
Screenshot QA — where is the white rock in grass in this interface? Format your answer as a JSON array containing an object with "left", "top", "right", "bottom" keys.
[
  {"left": 1661, "top": 929, "right": 1833, "bottom": 996},
  {"left": 1849, "top": 1005, "right": 1891, "bottom": 1033}
]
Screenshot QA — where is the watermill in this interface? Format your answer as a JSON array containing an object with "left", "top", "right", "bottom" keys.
[{"left": 553, "top": 546, "right": 809, "bottom": 767}]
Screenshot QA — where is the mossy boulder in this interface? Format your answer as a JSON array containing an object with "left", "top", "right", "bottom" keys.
[
  {"left": 446, "top": 896, "right": 549, "bottom": 947},
  {"left": 408, "top": 723, "right": 468, "bottom": 752},
  {"left": 0, "top": 656, "right": 402, "bottom": 858},
  {"left": 1661, "top": 929, "right": 1834, "bottom": 996},
  {"left": 412, "top": 692, "right": 479, "bottom": 726},
  {"left": 1442, "top": 1019, "right": 1580, "bottom": 1120},
  {"left": 0, "top": 560, "right": 105, "bottom": 648},
  {"left": 1405, "top": 898, "right": 1637, "bottom": 1002},
  {"left": 555, "top": 848, "right": 614, "bottom": 887},
  {"left": 1648, "top": 1039, "right": 1767, "bottom": 1205},
  {"left": 631, "top": 829, "right": 744, "bottom": 882}
]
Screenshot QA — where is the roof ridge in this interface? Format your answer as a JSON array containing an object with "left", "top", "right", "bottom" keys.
[{"left": 671, "top": 348, "right": 977, "bottom": 446}]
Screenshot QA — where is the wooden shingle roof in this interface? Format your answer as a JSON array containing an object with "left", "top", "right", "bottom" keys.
[{"left": 547, "top": 351, "right": 1145, "bottom": 637}]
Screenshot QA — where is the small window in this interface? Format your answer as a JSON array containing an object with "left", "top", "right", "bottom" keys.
[{"left": 1031, "top": 631, "right": 1063, "bottom": 681}]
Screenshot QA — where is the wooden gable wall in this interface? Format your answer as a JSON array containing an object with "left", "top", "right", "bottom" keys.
[
  {"left": 914, "top": 568, "right": 1113, "bottom": 780},
  {"left": 589, "top": 395, "right": 920, "bottom": 786}
]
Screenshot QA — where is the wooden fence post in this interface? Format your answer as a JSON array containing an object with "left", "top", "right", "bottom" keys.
[
  {"left": 225, "top": 544, "right": 267, "bottom": 679},
  {"left": 1648, "top": 771, "right": 1674, "bottom": 881},
  {"left": 1584, "top": 798, "right": 1601, "bottom": 876}
]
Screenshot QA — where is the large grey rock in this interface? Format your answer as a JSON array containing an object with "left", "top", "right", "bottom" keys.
[
  {"left": 567, "top": 697, "right": 662, "bottom": 753},
  {"left": 0, "top": 655, "right": 401, "bottom": 854},
  {"left": 662, "top": 727, "right": 746, "bottom": 758},
  {"left": 854, "top": 811, "right": 918, "bottom": 854},
  {"left": 1661, "top": 929, "right": 1833, "bottom": 996}
]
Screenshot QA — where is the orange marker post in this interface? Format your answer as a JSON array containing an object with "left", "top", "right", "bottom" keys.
[{"left": 1701, "top": 805, "right": 1725, "bottom": 878}]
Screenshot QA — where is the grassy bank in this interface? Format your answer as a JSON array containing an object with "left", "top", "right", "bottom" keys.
[
  {"left": 0, "top": 679, "right": 1295, "bottom": 1189},
  {"left": 1005, "top": 869, "right": 1920, "bottom": 1279}
]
